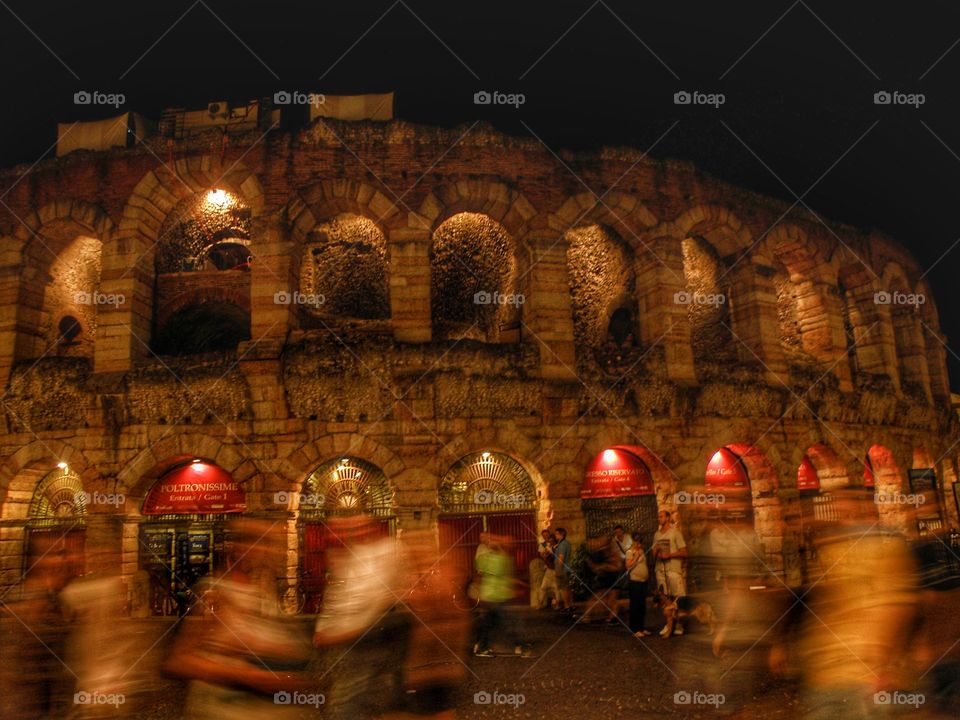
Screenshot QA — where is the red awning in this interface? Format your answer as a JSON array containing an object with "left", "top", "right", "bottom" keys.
[
  {"left": 705, "top": 447, "right": 749, "bottom": 488},
  {"left": 581, "top": 446, "right": 655, "bottom": 498},
  {"left": 143, "top": 461, "right": 246, "bottom": 515},
  {"left": 797, "top": 455, "right": 821, "bottom": 491}
]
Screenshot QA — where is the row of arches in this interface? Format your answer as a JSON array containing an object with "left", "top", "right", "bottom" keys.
[
  {"left": 6, "top": 433, "right": 954, "bottom": 611},
  {"left": 0, "top": 165, "right": 947, "bottom": 403}
]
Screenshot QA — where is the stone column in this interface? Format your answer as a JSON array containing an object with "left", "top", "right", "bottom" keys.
[
  {"left": 728, "top": 261, "right": 787, "bottom": 384},
  {"left": 524, "top": 233, "right": 577, "bottom": 381},
  {"left": 801, "top": 280, "right": 853, "bottom": 391},
  {"left": 389, "top": 224, "right": 432, "bottom": 343},
  {"left": 0, "top": 262, "right": 20, "bottom": 388},
  {"left": 94, "top": 230, "right": 152, "bottom": 374},
  {"left": 636, "top": 236, "right": 696, "bottom": 384}
]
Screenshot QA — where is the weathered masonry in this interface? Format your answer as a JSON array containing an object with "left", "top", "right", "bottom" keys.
[{"left": 0, "top": 110, "right": 956, "bottom": 610}]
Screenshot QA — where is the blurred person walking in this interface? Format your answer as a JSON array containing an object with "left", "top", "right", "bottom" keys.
[
  {"left": 0, "top": 533, "right": 72, "bottom": 720},
  {"left": 553, "top": 527, "right": 573, "bottom": 612},
  {"left": 164, "top": 519, "right": 312, "bottom": 720},
  {"left": 474, "top": 534, "right": 531, "bottom": 657}
]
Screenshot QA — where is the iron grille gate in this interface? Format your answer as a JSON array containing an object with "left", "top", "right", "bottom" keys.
[{"left": 582, "top": 495, "right": 659, "bottom": 550}]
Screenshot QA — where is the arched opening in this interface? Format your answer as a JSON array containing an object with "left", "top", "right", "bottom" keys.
[
  {"left": 297, "top": 214, "right": 390, "bottom": 326},
  {"left": 438, "top": 451, "right": 538, "bottom": 601},
  {"left": 25, "top": 465, "right": 87, "bottom": 581},
  {"left": 566, "top": 224, "right": 642, "bottom": 373},
  {"left": 152, "top": 188, "right": 252, "bottom": 355},
  {"left": 580, "top": 446, "right": 658, "bottom": 549},
  {"left": 910, "top": 447, "right": 945, "bottom": 538},
  {"left": 16, "top": 229, "right": 102, "bottom": 362},
  {"left": 138, "top": 457, "right": 246, "bottom": 616},
  {"left": 153, "top": 301, "right": 251, "bottom": 355},
  {"left": 295, "top": 456, "right": 395, "bottom": 612},
  {"left": 795, "top": 444, "right": 853, "bottom": 582},
  {"left": 430, "top": 213, "right": 519, "bottom": 343},
  {"left": 681, "top": 236, "right": 734, "bottom": 366},
  {"left": 916, "top": 287, "right": 950, "bottom": 402}
]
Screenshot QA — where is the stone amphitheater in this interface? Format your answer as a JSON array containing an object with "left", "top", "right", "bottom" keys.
[{"left": 0, "top": 110, "right": 956, "bottom": 608}]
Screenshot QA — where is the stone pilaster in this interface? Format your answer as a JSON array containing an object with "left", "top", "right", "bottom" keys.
[{"left": 524, "top": 233, "right": 577, "bottom": 381}]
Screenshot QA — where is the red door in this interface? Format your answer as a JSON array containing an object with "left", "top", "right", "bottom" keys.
[
  {"left": 438, "top": 512, "right": 538, "bottom": 603},
  {"left": 300, "top": 519, "right": 392, "bottom": 611},
  {"left": 26, "top": 528, "right": 85, "bottom": 580}
]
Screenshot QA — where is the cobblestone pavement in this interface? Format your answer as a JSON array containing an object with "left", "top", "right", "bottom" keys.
[{"left": 135, "top": 605, "right": 807, "bottom": 719}]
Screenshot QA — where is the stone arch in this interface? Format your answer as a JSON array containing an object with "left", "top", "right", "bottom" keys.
[
  {"left": 667, "top": 203, "right": 753, "bottom": 260},
  {"left": 802, "top": 442, "right": 853, "bottom": 491},
  {"left": 836, "top": 248, "right": 891, "bottom": 383},
  {"left": 915, "top": 279, "right": 949, "bottom": 401},
  {"left": 286, "top": 179, "right": 404, "bottom": 246},
  {"left": 0, "top": 438, "right": 94, "bottom": 516},
  {"left": 99, "top": 160, "right": 264, "bottom": 370},
  {"left": 9, "top": 201, "right": 113, "bottom": 363},
  {"left": 565, "top": 222, "right": 643, "bottom": 365},
  {"left": 116, "top": 433, "right": 247, "bottom": 503},
  {"left": 548, "top": 191, "right": 659, "bottom": 252},
  {"left": 285, "top": 434, "right": 406, "bottom": 496},
  {"left": 759, "top": 224, "right": 839, "bottom": 365},
  {"left": 881, "top": 262, "right": 929, "bottom": 397},
  {"left": 418, "top": 180, "right": 537, "bottom": 241},
  {"left": 679, "top": 233, "right": 735, "bottom": 363}
]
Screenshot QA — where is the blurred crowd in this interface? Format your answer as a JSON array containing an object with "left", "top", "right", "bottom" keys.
[{"left": 1, "top": 496, "right": 958, "bottom": 719}]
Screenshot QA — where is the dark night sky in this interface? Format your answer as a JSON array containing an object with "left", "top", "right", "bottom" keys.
[{"left": 2, "top": 1, "right": 960, "bottom": 389}]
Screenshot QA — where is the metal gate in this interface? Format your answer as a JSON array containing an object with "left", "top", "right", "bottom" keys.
[
  {"left": 438, "top": 512, "right": 539, "bottom": 603},
  {"left": 582, "top": 495, "right": 659, "bottom": 549}
]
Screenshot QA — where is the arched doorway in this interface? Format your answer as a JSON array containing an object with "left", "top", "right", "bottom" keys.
[
  {"left": 581, "top": 446, "right": 658, "bottom": 549},
  {"left": 138, "top": 457, "right": 246, "bottom": 615},
  {"left": 297, "top": 456, "right": 395, "bottom": 612},
  {"left": 438, "top": 451, "right": 538, "bottom": 602},
  {"left": 795, "top": 445, "right": 855, "bottom": 582},
  {"left": 26, "top": 465, "right": 87, "bottom": 580},
  {"left": 910, "top": 448, "right": 945, "bottom": 537}
]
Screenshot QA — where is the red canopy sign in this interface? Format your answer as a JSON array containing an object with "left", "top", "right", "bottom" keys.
[
  {"left": 705, "top": 447, "right": 749, "bottom": 488},
  {"left": 797, "top": 456, "right": 820, "bottom": 491},
  {"left": 143, "top": 461, "right": 246, "bottom": 515},
  {"left": 581, "top": 446, "right": 654, "bottom": 498}
]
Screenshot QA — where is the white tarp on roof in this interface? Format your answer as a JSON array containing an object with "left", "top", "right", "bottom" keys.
[
  {"left": 56, "top": 113, "right": 151, "bottom": 157},
  {"left": 309, "top": 93, "right": 394, "bottom": 122}
]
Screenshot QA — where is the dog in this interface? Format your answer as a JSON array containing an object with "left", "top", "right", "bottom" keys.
[{"left": 651, "top": 586, "right": 718, "bottom": 637}]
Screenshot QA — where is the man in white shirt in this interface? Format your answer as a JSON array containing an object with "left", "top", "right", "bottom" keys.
[{"left": 653, "top": 510, "right": 688, "bottom": 635}]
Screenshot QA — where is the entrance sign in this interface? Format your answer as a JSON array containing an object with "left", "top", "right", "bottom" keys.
[
  {"left": 705, "top": 447, "right": 749, "bottom": 488},
  {"left": 143, "top": 461, "right": 246, "bottom": 515},
  {"left": 797, "top": 456, "right": 821, "bottom": 492},
  {"left": 581, "top": 446, "right": 654, "bottom": 498}
]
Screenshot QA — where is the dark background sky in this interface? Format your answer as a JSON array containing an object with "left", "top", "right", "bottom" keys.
[{"left": 2, "top": 0, "right": 959, "bottom": 390}]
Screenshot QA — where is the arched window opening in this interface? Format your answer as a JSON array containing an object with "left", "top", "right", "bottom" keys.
[{"left": 430, "top": 213, "right": 518, "bottom": 343}]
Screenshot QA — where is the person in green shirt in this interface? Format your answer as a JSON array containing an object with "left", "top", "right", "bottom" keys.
[{"left": 473, "top": 535, "right": 532, "bottom": 657}]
